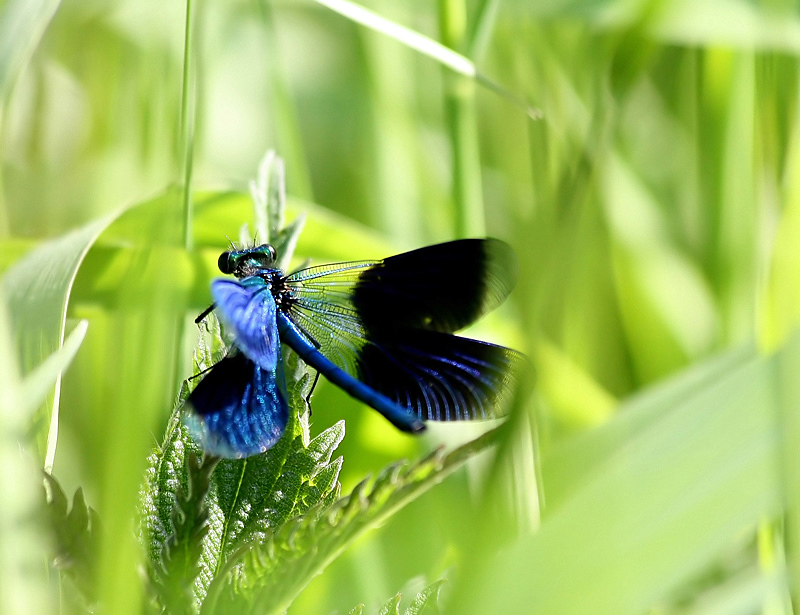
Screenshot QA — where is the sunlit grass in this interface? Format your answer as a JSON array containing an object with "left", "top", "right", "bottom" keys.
[{"left": 2, "top": 0, "right": 800, "bottom": 613}]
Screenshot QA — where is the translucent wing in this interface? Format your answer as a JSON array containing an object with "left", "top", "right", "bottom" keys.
[
  {"left": 184, "top": 352, "right": 288, "bottom": 458},
  {"left": 286, "top": 238, "right": 517, "bottom": 335},
  {"left": 212, "top": 277, "right": 279, "bottom": 371}
]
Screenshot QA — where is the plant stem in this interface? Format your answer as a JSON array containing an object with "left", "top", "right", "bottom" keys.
[
  {"left": 179, "top": 0, "right": 196, "bottom": 251},
  {"left": 439, "top": 0, "right": 485, "bottom": 238}
]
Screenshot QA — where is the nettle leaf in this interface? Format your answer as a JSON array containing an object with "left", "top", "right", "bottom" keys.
[
  {"left": 141, "top": 315, "right": 345, "bottom": 613},
  {"left": 379, "top": 594, "right": 403, "bottom": 615},
  {"left": 203, "top": 428, "right": 500, "bottom": 614},
  {"left": 404, "top": 579, "right": 445, "bottom": 615},
  {"left": 140, "top": 317, "right": 225, "bottom": 611},
  {"left": 151, "top": 451, "right": 219, "bottom": 615},
  {"left": 43, "top": 473, "right": 102, "bottom": 605},
  {"left": 345, "top": 578, "right": 447, "bottom": 615},
  {"left": 195, "top": 353, "right": 342, "bottom": 597}
]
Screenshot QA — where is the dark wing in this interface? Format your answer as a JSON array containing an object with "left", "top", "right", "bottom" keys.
[
  {"left": 211, "top": 277, "right": 280, "bottom": 371},
  {"left": 356, "top": 331, "right": 523, "bottom": 421},
  {"left": 286, "top": 238, "right": 517, "bottom": 335},
  {"left": 282, "top": 239, "right": 522, "bottom": 421},
  {"left": 184, "top": 352, "right": 288, "bottom": 458}
]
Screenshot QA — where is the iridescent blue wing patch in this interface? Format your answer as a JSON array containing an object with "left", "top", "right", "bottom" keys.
[
  {"left": 212, "top": 277, "right": 279, "bottom": 371},
  {"left": 184, "top": 352, "right": 288, "bottom": 459}
]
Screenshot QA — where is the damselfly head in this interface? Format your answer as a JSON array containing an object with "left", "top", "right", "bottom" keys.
[{"left": 218, "top": 243, "right": 278, "bottom": 278}]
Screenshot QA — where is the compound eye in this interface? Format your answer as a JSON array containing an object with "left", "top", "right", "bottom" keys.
[
  {"left": 253, "top": 244, "right": 277, "bottom": 265},
  {"left": 218, "top": 251, "right": 233, "bottom": 274}
]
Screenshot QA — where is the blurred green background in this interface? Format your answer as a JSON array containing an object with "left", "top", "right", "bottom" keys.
[{"left": 3, "top": 0, "right": 800, "bottom": 613}]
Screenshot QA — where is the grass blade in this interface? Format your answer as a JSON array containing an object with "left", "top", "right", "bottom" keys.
[
  {"left": 313, "top": 0, "right": 475, "bottom": 77},
  {"left": 1, "top": 210, "right": 125, "bottom": 466},
  {"left": 448, "top": 342, "right": 787, "bottom": 614}
]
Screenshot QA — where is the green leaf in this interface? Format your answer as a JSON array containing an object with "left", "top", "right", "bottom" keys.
[
  {"left": 378, "top": 594, "right": 402, "bottom": 615},
  {"left": 347, "top": 579, "right": 445, "bottom": 615},
  {"left": 1, "top": 213, "right": 119, "bottom": 375},
  {"left": 404, "top": 579, "right": 445, "bottom": 615},
  {"left": 42, "top": 473, "right": 101, "bottom": 605},
  {"left": 1, "top": 209, "right": 125, "bottom": 468},
  {"left": 206, "top": 427, "right": 501, "bottom": 613},
  {"left": 140, "top": 315, "right": 224, "bottom": 612},
  {"left": 447, "top": 338, "right": 792, "bottom": 615},
  {"left": 153, "top": 452, "right": 220, "bottom": 615},
  {"left": 248, "top": 150, "right": 284, "bottom": 246},
  {"left": 0, "top": 290, "right": 82, "bottom": 614},
  {"left": 0, "top": 0, "right": 62, "bottom": 101},
  {"left": 20, "top": 320, "right": 87, "bottom": 412},
  {"left": 542, "top": 344, "right": 754, "bottom": 508},
  {"left": 197, "top": 419, "right": 344, "bottom": 607}
]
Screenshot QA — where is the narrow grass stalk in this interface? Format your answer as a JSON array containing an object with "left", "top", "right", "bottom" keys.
[
  {"left": 179, "top": 0, "right": 197, "bottom": 251},
  {"left": 314, "top": 0, "right": 475, "bottom": 77},
  {"left": 468, "top": 0, "right": 500, "bottom": 62},
  {"left": 175, "top": 0, "right": 200, "bottom": 437},
  {"left": 439, "top": 0, "right": 485, "bottom": 237}
]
